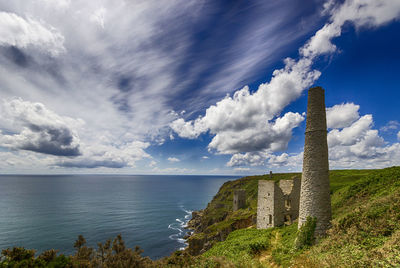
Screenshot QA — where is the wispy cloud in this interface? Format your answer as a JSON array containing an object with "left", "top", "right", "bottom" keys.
[
  {"left": 380, "top": 120, "right": 400, "bottom": 132},
  {"left": 167, "top": 157, "right": 180, "bottom": 163}
]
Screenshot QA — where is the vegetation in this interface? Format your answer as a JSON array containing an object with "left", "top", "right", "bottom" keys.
[
  {"left": 1, "top": 167, "right": 400, "bottom": 267},
  {"left": 197, "top": 166, "right": 400, "bottom": 267},
  {"left": 294, "top": 216, "right": 317, "bottom": 250}
]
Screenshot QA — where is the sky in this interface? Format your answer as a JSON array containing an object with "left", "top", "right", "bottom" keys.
[{"left": 0, "top": 0, "right": 399, "bottom": 175}]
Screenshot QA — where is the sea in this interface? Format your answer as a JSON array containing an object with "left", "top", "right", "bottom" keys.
[{"left": 0, "top": 174, "right": 238, "bottom": 259}]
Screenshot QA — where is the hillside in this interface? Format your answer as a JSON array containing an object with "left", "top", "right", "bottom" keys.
[{"left": 186, "top": 167, "right": 400, "bottom": 267}]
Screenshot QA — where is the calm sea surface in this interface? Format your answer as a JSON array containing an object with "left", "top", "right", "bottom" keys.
[{"left": 0, "top": 175, "right": 238, "bottom": 259}]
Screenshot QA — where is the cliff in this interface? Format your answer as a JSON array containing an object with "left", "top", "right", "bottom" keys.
[{"left": 185, "top": 172, "right": 300, "bottom": 255}]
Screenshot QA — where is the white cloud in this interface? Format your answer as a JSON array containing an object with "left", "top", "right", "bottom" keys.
[
  {"left": 57, "top": 141, "right": 151, "bottom": 168},
  {"left": 151, "top": 167, "right": 193, "bottom": 174},
  {"left": 268, "top": 152, "right": 304, "bottom": 168},
  {"left": 398, "top": 131, "right": 400, "bottom": 141},
  {"left": 0, "top": 11, "right": 65, "bottom": 56},
  {"left": 233, "top": 167, "right": 250, "bottom": 172},
  {"left": 39, "top": 0, "right": 70, "bottom": 10},
  {"left": 90, "top": 7, "right": 106, "bottom": 29},
  {"left": 301, "top": 0, "right": 400, "bottom": 58},
  {"left": 326, "top": 102, "right": 360, "bottom": 128},
  {"left": 227, "top": 152, "right": 266, "bottom": 167},
  {"left": 167, "top": 157, "right": 180, "bottom": 162},
  {"left": 0, "top": 98, "right": 152, "bottom": 169},
  {"left": 202, "top": 156, "right": 209, "bottom": 159},
  {"left": 226, "top": 100, "right": 400, "bottom": 170},
  {"left": 328, "top": 114, "right": 374, "bottom": 147},
  {"left": 0, "top": 98, "right": 82, "bottom": 156},
  {"left": 171, "top": 68, "right": 310, "bottom": 154},
  {"left": 380, "top": 120, "right": 400, "bottom": 132},
  {"left": 327, "top": 109, "right": 400, "bottom": 169}
]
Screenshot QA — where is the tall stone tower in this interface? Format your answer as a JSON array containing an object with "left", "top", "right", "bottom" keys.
[{"left": 298, "top": 86, "right": 331, "bottom": 236}]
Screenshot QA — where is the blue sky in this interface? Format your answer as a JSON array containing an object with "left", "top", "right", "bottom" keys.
[{"left": 0, "top": 0, "right": 399, "bottom": 175}]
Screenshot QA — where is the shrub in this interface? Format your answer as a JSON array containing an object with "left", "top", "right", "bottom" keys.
[{"left": 295, "top": 216, "right": 317, "bottom": 249}]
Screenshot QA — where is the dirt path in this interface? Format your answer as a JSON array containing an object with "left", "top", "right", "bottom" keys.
[{"left": 258, "top": 230, "right": 281, "bottom": 268}]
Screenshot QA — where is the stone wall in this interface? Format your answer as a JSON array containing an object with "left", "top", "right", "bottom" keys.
[
  {"left": 233, "top": 189, "right": 246, "bottom": 211},
  {"left": 273, "top": 182, "right": 285, "bottom": 227},
  {"left": 280, "top": 177, "right": 301, "bottom": 223},
  {"left": 257, "top": 180, "right": 276, "bottom": 229}
]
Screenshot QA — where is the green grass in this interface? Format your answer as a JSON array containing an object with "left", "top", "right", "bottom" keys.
[
  {"left": 203, "top": 228, "right": 273, "bottom": 266},
  {"left": 195, "top": 167, "right": 400, "bottom": 267}
]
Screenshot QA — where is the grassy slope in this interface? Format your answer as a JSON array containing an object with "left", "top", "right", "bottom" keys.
[{"left": 199, "top": 167, "right": 400, "bottom": 267}]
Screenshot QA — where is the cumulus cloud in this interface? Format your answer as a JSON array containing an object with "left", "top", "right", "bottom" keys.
[
  {"left": 328, "top": 113, "right": 399, "bottom": 168},
  {"left": 171, "top": 78, "right": 309, "bottom": 154},
  {"left": 167, "top": 157, "right": 180, "bottom": 162},
  {"left": 227, "top": 100, "right": 400, "bottom": 171},
  {"left": 227, "top": 152, "right": 266, "bottom": 167},
  {"left": 0, "top": 98, "right": 82, "bottom": 156},
  {"left": 267, "top": 152, "right": 304, "bottom": 168},
  {"left": 328, "top": 115, "right": 374, "bottom": 147},
  {"left": 0, "top": 11, "right": 65, "bottom": 56},
  {"left": 398, "top": 131, "right": 400, "bottom": 141},
  {"left": 326, "top": 102, "right": 360, "bottom": 128}
]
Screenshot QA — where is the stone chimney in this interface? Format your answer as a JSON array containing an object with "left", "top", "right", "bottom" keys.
[{"left": 298, "top": 86, "right": 331, "bottom": 236}]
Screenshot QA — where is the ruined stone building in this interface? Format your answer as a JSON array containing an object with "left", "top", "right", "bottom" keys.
[
  {"left": 257, "top": 177, "right": 300, "bottom": 229},
  {"left": 233, "top": 189, "right": 246, "bottom": 211}
]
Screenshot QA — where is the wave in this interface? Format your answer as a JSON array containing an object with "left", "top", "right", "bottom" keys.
[{"left": 167, "top": 205, "right": 193, "bottom": 250}]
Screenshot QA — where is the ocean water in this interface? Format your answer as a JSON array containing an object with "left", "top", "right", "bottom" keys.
[{"left": 0, "top": 174, "right": 237, "bottom": 259}]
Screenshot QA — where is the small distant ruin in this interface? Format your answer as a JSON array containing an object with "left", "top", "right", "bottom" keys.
[
  {"left": 233, "top": 189, "right": 246, "bottom": 211},
  {"left": 257, "top": 86, "right": 331, "bottom": 235},
  {"left": 257, "top": 177, "right": 300, "bottom": 229}
]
